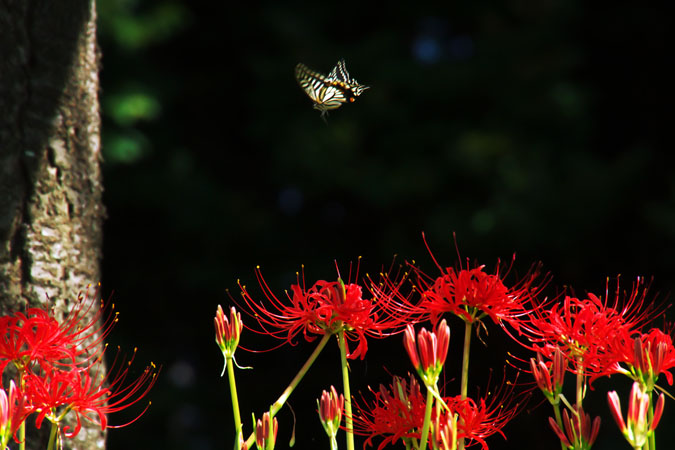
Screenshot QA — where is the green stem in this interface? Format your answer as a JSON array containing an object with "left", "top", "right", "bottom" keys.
[
  {"left": 647, "top": 393, "right": 655, "bottom": 450},
  {"left": 338, "top": 330, "right": 355, "bottom": 450},
  {"left": 458, "top": 320, "right": 473, "bottom": 450},
  {"left": 47, "top": 421, "right": 58, "bottom": 450},
  {"left": 227, "top": 356, "right": 243, "bottom": 450},
  {"left": 575, "top": 358, "right": 584, "bottom": 409},
  {"left": 418, "top": 386, "right": 435, "bottom": 450},
  {"left": 18, "top": 416, "right": 25, "bottom": 450},
  {"left": 244, "top": 333, "right": 332, "bottom": 449},
  {"left": 18, "top": 367, "right": 26, "bottom": 450},
  {"left": 552, "top": 402, "right": 566, "bottom": 450}
]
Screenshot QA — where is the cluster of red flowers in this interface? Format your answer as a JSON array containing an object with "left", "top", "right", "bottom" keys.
[
  {"left": 0, "top": 286, "right": 158, "bottom": 448},
  {"left": 231, "top": 236, "right": 675, "bottom": 450}
]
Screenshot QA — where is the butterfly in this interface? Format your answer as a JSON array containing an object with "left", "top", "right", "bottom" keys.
[{"left": 295, "top": 59, "right": 369, "bottom": 119}]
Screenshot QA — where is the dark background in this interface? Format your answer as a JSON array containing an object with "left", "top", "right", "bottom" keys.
[{"left": 97, "top": 1, "right": 674, "bottom": 449}]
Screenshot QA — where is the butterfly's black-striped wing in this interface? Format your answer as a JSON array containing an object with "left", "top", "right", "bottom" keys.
[
  {"left": 327, "top": 59, "right": 370, "bottom": 100},
  {"left": 295, "top": 63, "right": 348, "bottom": 116},
  {"left": 295, "top": 63, "right": 326, "bottom": 104},
  {"left": 327, "top": 59, "right": 370, "bottom": 98},
  {"left": 328, "top": 59, "right": 351, "bottom": 83}
]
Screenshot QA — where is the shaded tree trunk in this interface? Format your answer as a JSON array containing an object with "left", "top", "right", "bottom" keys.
[{"left": 0, "top": 1, "right": 106, "bottom": 449}]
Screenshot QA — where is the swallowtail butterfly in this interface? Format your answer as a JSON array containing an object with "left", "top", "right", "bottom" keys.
[{"left": 295, "top": 59, "right": 369, "bottom": 119}]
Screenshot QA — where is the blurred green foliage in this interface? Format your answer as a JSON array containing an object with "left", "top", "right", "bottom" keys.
[
  {"left": 98, "top": 0, "right": 190, "bottom": 51},
  {"left": 96, "top": 1, "right": 674, "bottom": 449}
]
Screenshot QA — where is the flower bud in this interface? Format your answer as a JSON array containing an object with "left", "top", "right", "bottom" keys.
[
  {"left": 403, "top": 319, "right": 450, "bottom": 387},
  {"left": 608, "top": 382, "right": 665, "bottom": 448},
  {"left": 215, "top": 305, "right": 243, "bottom": 375},
  {"left": 317, "top": 385, "right": 344, "bottom": 448},
  {"left": 255, "top": 412, "right": 278, "bottom": 450}
]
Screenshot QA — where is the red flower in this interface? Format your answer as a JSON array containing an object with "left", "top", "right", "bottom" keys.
[
  {"left": 380, "top": 234, "right": 542, "bottom": 332},
  {"left": 0, "top": 285, "right": 116, "bottom": 376},
  {"left": 238, "top": 264, "right": 408, "bottom": 359},
  {"left": 24, "top": 349, "right": 159, "bottom": 439},
  {"left": 420, "top": 265, "right": 539, "bottom": 330},
  {"left": 352, "top": 374, "right": 427, "bottom": 450},
  {"left": 354, "top": 372, "right": 521, "bottom": 450},
  {"left": 448, "top": 378, "right": 522, "bottom": 450},
  {"left": 1, "top": 286, "right": 156, "bottom": 444},
  {"left": 522, "top": 278, "right": 655, "bottom": 376}
]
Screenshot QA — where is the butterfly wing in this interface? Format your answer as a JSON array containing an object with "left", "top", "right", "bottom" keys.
[
  {"left": 295, "top": 63, "right": 326, "bottom": 103},
  {"left": 328, "top": 59, "right": 369, "bottom": 99},
  {"left": 328, "top": 59, "right": 351, "bottom": 83},
  {"left": 296, "top": 63, "right": 348, "bottom": 113},
  {"left": 317, "top": 85, "right": 347, "bottom": 110}
]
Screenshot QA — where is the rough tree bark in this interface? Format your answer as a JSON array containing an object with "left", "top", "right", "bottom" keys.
[{"left": 0, "top": 1, "right": 106, "bottom": 449}]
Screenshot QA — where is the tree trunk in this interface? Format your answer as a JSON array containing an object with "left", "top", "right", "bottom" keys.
[{"left": 0, "top": 1, "right": 106, "bottom": 449}]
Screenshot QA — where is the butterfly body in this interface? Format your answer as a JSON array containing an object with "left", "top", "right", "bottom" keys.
[{"left": 295, "top": 59, "right": 369, "bottom": 118}]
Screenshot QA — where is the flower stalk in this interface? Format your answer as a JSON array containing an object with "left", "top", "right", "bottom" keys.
[
  {"left": 458, "top": 320, "right": 472, "bottom": 450},
  {"left": 338, "top": 329, "right": 355, "bottom": 450},
  {"left": 418, "top": 387, "right": 434, "bottom": 450},
  {"left": 243, "top": 332, "right": 331, "bottom": 449},
  {"left": 227, "top": 357, "right": 243, "bottom": 450}
]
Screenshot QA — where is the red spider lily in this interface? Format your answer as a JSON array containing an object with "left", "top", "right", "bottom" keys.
[
  {"left": 418, "top": 264, "right": 540, "bottom": 331},
  {"left": 607, "top": 382, "right": 665, "bottom": 448},
  {"left": 0, "top": 380, "right": 29, "bottom": 448},
  {"left": 352, "top": 374, "right": 427, "bottom": 450},
  {"left": 0, "top": 286, "right": 117, "bottom": 376},
  {"left": 23, "top": 348, "right": 159, "bottom": 439},
  {"left": 353, "top": 372, "right": 522, "bottom": 450},
  {"left": 403, "top": 319, "right": 450, "bottom": 387},
  {"left": 0, "top": 312, "right": 64, "bottom": 375},
  {"left": 605, "top": 327, "right": 675, "bottom": 388},
  {"left": 522, "top": 278, "right": 655, "bottom": 376},
  {"left": 379, "top": 235, "right": 543, "bottom": 333},
  {"left": 237, "top": 264, "right": 409, "bottom": 359},
  {"left": 548, "top": 406, "right": 600, "bottom": 450},
  {"left": 448, "top": 379, "right": 523, "bottom": 450},
  {"left": 255, "top": 411, "right": 278, "bottom": 450}
]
